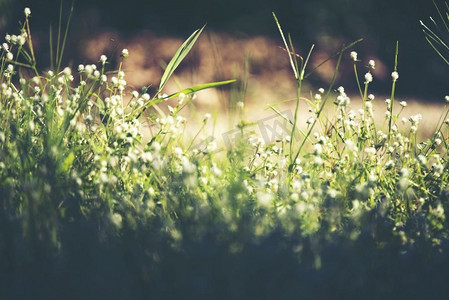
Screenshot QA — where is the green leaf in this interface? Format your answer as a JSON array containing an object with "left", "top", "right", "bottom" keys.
[
  {"left": 149, "top": 80, "right": 236, "bottom": 107},
  {"left": 61, "top": 152, "right": 75, "bottom": 173},
  {"left": 96, "top": 97, "right": 105, "bottom": 114},
  {"left": 158, "top": 25, "right": 206, "bottom": 93},
  {"left": 136, "top": 79, "right": 235, "bottom": 119},
  {"left": 166, "top": 79, "right": 236, "bottom": 99}
]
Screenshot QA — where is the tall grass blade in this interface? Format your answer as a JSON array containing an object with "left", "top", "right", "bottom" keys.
[
  {"left": 56, "top": 0, "right": 75, "bottom": 72},
  {"left": 273, "top": 12, "right": 299, "bottom": 79},
  {"left": 158, "top": 25, "right": 206, "bottom": 93}
]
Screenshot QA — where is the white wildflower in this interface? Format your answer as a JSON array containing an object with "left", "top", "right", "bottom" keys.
[
  {"left": 364, "top": 72, "right": 373, "bottom": 84},
  {"left": 313, "top": 143, "right": 322, "bottom": 155},
  {"left": 409, "top": 114, "right": 422, "bottom": 125},
  {"left": 63, "top": 67, "right": 71, "bottom": 76},
  {"left": 174, "top": 147, "right": 183, "bottom": 156},
  {"left": 100, "top": 55, "right": 107, "bottom": 64},
  {"left": 203, "top": 113, "right": 211, "bottom": 121},
  {"left": 121, "top": 48, "right": 129, "bottom": 57},
  {"left": 391, "top": 71, "right": 399, "bottom": 81}
]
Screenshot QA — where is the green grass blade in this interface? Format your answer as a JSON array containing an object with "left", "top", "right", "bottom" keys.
[
  {"left": 425, "top": 36, "right": 449, "bottom": 65},
  {"left": 135, "top": 79, "right": 235, "bottom": 119},
  {"left": 158, "top": 25, "right": 206, "bottom": 93},
  {"left": 55, "top": 0, "right": 63, "bottom": 70},
  {"left": 56, "top": 0, "right": 75, "bottom": 72},
  {"left": 304, "top": 38, "right": 363, "bottom": 79},
  {"left": 162, "top": 79, "right": 236, "bottom": 101},
  {"left": 273, "top": 12, "right": 299, "bottom": 79},
  {"left": 49, "top": 24, "right": 54, "bottom": 70},
  {"left": 433, "top": 0, "right": 449, "bottom": 32}
]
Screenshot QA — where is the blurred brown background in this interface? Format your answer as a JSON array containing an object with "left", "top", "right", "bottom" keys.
[{"left": 1, "top": 0, "right": 447, "bottom": 104}]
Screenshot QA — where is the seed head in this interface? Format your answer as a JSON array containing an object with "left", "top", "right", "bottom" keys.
[
  {"left": 100, "top": 55, "right": 107, "bottom": 64},
  {"left": 391, "top": 71, "right": 399, "bottom": 81},
  {"left": 364, "top": 72, "right": 373, "bottom": 84}
]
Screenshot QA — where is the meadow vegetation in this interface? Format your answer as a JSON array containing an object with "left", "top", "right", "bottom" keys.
[{"left": 1, "top": 5, "right": 449, "bottom": 299}]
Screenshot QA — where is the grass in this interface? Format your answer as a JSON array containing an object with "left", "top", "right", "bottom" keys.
[{"left": 1, "top": 5, "right": 449, "bottom": 300}]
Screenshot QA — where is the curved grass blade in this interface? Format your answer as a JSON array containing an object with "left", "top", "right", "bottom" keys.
[
  {"left": 165, "top": 79, "right": 236, "bottom": 99},
  {"left": 135, "top": 79, "right": 235, "bottom": 119},
  {"left": 273, "top": 12, "right": 299, "bottom": 80},
  {"left": 158, "top": 25, "right": 206, "bottom": 94}
]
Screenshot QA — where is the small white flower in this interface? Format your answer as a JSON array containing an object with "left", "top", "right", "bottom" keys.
[
  {"left": 313, "top": 143, "right": 322, "bottom": 155},
  {"left": 24, "top": 7, "right": 31, "bottom": 17},
  {"left": 368, "top": 59, "right": 376, "bottom": 69},
  {"left": 29, "top": 120, "right": 35, "bottom": 131},
  {"left": 399, "top": 101, "right": 407, "bottom": 107},
  {"left": 400, "top": 168, "right": 409, "bottom": 178},
  {"left": 142, "top": 93, "right": 150, "bottom": 101},
  {"left": 350, "top": 51, "right": 358, "bottom": 61},
  {"left": 174, "top": 147, "right": 183, "bottom": 156},
  {"left": 345, "top": 139, "right": 357, "bottom": 152},
  {"left": 63, "top": 67, "right": 71, "bottom": 76},
  {"left": 391, "top": 71, "right": 399, "bottom": 81},
  {"left": 18, "top": 35, "right": 26, "bottom": 45},
  {"left": 337, "top": 86, "right": 345, "bottom": 94},
  {"left": 6, "top": 52, "right": 13, "bottom": 60},
  {"left": 364, "top": 147, "right": 376, "bottom": 157},
  {"left": 203, "top": 113, "right": 211, "bottom": 121},
  {"left": 306, "top": 117, "right": 314, "bottom": 125},
  {"left": 121, "top": 48, "right": 129, "bottom": 57},
  {"left": 364, "top": 72, "right": 373, "bottom": 84},
  {"left": 318, "top": 88, "right": 325, "bottom": 94},
  {"left": 385, "top": 160, "right": 395, "bottom": 170},
  {"left": 100, "top": 55, "right": 107, "bottom": 64},
  {"left": 409, "top": 114, "right": 422, "bottom": 125},
  {"left": 445, "top": 95, "right": 449, "bottom": 102},
  {"left": 367, "top": 94, "right": 375, "bottom": 101},
  {"left": 327, "top": 189, "right": 338, "bottom": 198}
]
